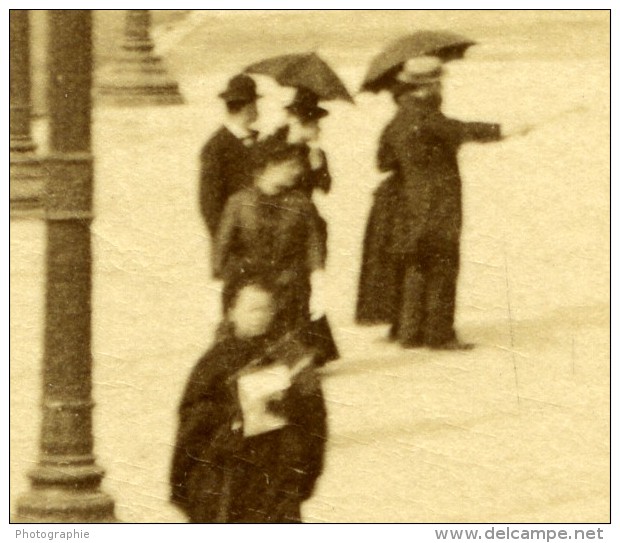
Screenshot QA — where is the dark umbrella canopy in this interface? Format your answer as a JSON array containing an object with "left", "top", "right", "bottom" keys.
[
  {"left": 361, "top": 31, "right": 476, "bottom": 92},
  {"left": 245, "top": 52, "right": 354, "bottom": 103}
]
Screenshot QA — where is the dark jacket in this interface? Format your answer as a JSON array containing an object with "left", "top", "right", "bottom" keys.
[
  {"left": 170, "top": 332, "right": 327, "bottom": 523},
  {"left": 213, "top": 187, "right": 324, "bottom": 333},
  {"left": 356, "top": 99, "right": 501, "bottom": 323},
  {"left": 199, "top": 126, "right": 257, "bottom": 237},
  {"left": 269, "top": 126, "right": 332, "bottom": 198},
  {"left": 379, "top": 99, "right": 501, "bottom": 253}
]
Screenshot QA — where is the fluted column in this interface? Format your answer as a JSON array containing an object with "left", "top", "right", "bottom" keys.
[
  {"left": 10, "top": 9, "right": 44, "bottom": 216},
  {"left": 97, "top": 9, "right": 183, "bottom": 106},
  {"left": 15, "top": 10, "right": 116, "bottom": 523}
]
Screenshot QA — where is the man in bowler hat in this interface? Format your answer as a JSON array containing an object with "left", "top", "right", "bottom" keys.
[{"left": 199, "top": 74, "right": 261, "bottom": 239}]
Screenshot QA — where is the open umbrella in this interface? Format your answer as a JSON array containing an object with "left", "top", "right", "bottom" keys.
[
  {"left": 245, "top": 52, "right": 354, "bottom": 103},
  {"left": 361, "top": 31, "right": 476, "bottom": 92}
]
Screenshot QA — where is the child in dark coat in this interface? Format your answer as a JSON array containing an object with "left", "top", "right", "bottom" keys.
[{"left": 170, "top": 280, "right": 327, "bottom": 523}]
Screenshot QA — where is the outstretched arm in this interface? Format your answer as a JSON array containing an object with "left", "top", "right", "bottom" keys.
[
  {"left": 499, "top": 106, "right": 585, "bottom": 139},
  {"left": 460, "top": 121, "right": 503, "bottom": 143},
  {"left": 437, "top": 115, "right": 503, "bottom": 144}
]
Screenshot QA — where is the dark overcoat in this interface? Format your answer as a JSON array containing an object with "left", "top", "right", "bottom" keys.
[
  {"left": 199, "top": 127, "right": 257, "bottom": 237},
  {"left": 170, "top": 332, "right": 327, "bottom": 523},
  {"left": 356, "top": 100, "right": 501, "bottom": 324},
  {"left": 213, "top": 187, "right": 324, "bottom": 334},
  {"left": 214, "top": 187, "right": 339, "bottom": 361}
]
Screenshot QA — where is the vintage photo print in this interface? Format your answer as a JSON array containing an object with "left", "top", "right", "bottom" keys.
[{"left": 9, "top": 7, "right": 611, "bottom": 526}]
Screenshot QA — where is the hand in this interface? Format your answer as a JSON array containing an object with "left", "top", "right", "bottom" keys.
[
  {"left": 308, "top": 146, "right": 325, "bottom": 170},
  {"left": 310, "top": 301, "right": 326, "bottom": 321},
  {"left": 292, "top": 366, "right": 320, "bottom": 395},
  {"left": 501, "top": 121, "right": 533, "bottom": 138},
  {"left": 309, "top": 270, "right": 326, "bottom": 320}
]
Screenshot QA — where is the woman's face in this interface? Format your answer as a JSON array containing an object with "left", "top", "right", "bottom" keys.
[
  {"left": 288, "top": 116, "right": 321, "bottom": 143},
  {"left": 229, "top": 286, "right": 275, "bottom": 339},
  {"left": 256, "top": 159, "right": 303, "bottom": 195}
]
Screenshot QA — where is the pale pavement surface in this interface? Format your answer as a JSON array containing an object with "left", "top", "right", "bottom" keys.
[{"left": 10, "top": 12, "right": 609, "bottom": 522}]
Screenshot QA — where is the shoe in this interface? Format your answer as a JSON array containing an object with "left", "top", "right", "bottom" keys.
[
  {"left": 399, "top": 338, "right": 425, "bottom": 349},
  {"left": 430, "top": 339, "right": 475, "bottom": 351},
  {"left": 400, "top": 341, "right": 425, "bottom": 350},
  {"left": 375, "top": 335, "right": 397, "bottom": 344}
]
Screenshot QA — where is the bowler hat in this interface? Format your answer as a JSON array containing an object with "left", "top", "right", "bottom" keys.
[
  {"left": 285, "top": 88, "right": 328, "bottom": 122},
  {"left": 219, "top": 74, "right": 260, "bottom": 103},
  {"left": 395, "top": 56, "right": 443, "bottom": 86}
]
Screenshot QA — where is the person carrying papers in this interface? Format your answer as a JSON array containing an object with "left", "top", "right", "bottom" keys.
[{"left": 170, "top": 279, "right": 327, "bottom": 523}]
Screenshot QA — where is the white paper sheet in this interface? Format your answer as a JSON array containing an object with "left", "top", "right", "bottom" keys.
[{"left": 237, "top": 364, "right": 291, "bottom": 437}]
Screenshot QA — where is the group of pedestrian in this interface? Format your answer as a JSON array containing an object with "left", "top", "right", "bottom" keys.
[
  {"left": 170, "top": 40, "right": 532, "bottom": 523},
  {"left": 357, "top": 56, "right": 529, "bottom": 349},
  {"left": 171, "top": 74, "right": 336, "bottom": 523},
  {"left": 201, "top": 74, "right": 337, "bottom": 350}
]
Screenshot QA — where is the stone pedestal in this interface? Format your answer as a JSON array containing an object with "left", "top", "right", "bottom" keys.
[
  {"left": 15, "top": 10, "right": 116, "bottom": 523},
  {"left": 97, "top": 10, "right": 183, "bottom": 106},
  {"left": 10, "top": 10, "right": 44, "bottom": 216}
]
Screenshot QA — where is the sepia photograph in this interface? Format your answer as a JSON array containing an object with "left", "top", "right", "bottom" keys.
[{"left": 9, "top": 7, "right": 611, "bottom": 526}]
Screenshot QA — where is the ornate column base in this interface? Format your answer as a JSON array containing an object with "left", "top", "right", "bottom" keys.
[
  {"left": 97, "top": 53, "right": 183, "bottom": 107},
  {"left": 15, "top": 463, "right": 116, "bottom": 523},
  {"left": 10, "top": 153, "right": 46, "bottom": 218},
  {"left": 15, "top": 493, "right": 116, "bottom": 523}
]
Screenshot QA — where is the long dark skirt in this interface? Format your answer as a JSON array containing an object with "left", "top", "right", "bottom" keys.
[{"left": 356, "top": 177, "right": 401, "bottom": 324}]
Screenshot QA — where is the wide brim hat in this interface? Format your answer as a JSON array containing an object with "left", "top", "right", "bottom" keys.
[
  {"left": 395, "top": 56, "right": 443, "bottom": 86},
  {"left": 285, "top": 87, "right": 329, "bottom": 121},
  {"left": 219, "top": 74, "right": 261, "bottom": 103}
]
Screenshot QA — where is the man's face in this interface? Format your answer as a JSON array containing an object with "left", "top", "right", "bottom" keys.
[
  {"left": 241, "top": 101, "right": 259, "bottom": 127},
  {"left": 229, "top": 286, "right": 275, "bottom": 339},
  {"left": 401, "top": 81, "right": 442, "bottom": 106}
]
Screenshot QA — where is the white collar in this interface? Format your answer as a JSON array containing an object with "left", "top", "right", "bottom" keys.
[{"left": 224, "top": 121, "right": 254, "bottom": 140}]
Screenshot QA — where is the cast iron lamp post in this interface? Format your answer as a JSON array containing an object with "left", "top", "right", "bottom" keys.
[{"left": 16, "top": 10, "right": 116, "bottom": 522}]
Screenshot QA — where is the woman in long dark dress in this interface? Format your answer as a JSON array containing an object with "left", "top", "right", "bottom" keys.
[
  {"left": 264, "top": 90, "right": 340, "bottom": 360},
  {"left": 170, "top": 281, "right": 327, "bottom": 522},
  {"left": 214, "top": 140, "right": 338, "bottom": 361}
]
